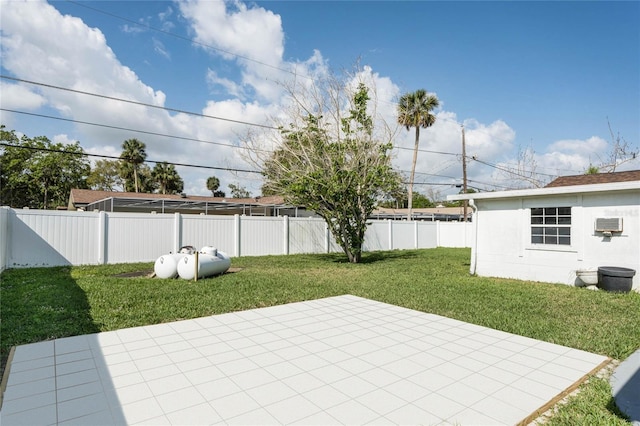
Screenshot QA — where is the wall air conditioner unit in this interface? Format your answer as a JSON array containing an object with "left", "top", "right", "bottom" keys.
[{"left": 595, "top": 217, "right": 623, "bottom": 232}]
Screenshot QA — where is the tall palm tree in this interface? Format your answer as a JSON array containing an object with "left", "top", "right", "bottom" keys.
[
  {"left": 152, "top": 162, "right": 184, "bottom": 194},
  {"left": 120, "top": 139, "right": 147, "bottom": 192},
  {"left": 397, "top": 89, "right": 439, "bottom": 220},
  {"left": 206, "top": 176, "right": 220, "bottom": 196}
]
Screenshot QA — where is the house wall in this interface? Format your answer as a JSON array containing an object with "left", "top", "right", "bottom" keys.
[
  {"left": 1, "top": 208, "right": 473, "bottom": 269},
  {"left": 473, "top": 189, "right": 640, "bottom": 290}
]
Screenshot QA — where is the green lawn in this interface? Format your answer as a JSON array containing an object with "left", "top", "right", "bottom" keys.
[{"left": 1, "top": 247, "right": 638, "bottom": 424}]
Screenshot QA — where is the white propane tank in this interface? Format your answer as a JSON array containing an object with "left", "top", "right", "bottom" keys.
[
  {"left": 200, "top": 246, "right": 218, "bottom": 256},
  {"left": 154, "top": 253, "right": 190, "bottom": 279},
  {"left": 177, "top": 251, "right": 231, "bottom": 280}
]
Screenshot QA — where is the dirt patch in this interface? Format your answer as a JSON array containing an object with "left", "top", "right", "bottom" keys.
[
  {"left": 112, "top": 270, "right": 154, "bottom": 278},
  {"left": 112, "top": 268, "right": 242, "bottom": 278}
]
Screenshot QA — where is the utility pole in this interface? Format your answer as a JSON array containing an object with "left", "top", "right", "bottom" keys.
[{"left": 461, "top": 125, "right": 468, "bottom": 222}]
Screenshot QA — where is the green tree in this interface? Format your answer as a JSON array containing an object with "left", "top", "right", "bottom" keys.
[
  {"left": 259, "top": 83, "right": 401, "bottom": 263},
  {"left": 378, "top": 190, "right": 434, "bottom": 209},
  {"left": 119, "top": 138, "right": 147, "bottom": 192},
  {"left": 87, "top": 159, "right": 123, "bottom": 191},
  {"left": 0, "top": 126, "right": 90, "bottom": 208},
  {"left": 397, "top": 89, "right": 439, "bottom": 219},
  {"left": 152, "top": 162, "right": 184, "bottom": 194},
  {"left": 228, "top": 183, "right": 250, "bottom": 198},
  {"left": 413, "top": 192, "right": 435, "bottom": 208},
  {"left": 0, "top": 126, "right": 32, "bottom": 207},
  {"left": 585, "top": 165, "right": 599, "bottom": 174},
  {"left": 137, "top": 164, "right": 157, "bottom": 193},
  {"left": 206, "top": 176, "right": 225, "bottom": 197}
]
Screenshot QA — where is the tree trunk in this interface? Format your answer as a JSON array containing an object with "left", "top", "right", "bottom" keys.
[
  {"left": 43, "top": 183, "right": 48, "bottom": 210},
  {"left": 133, "top": 167, "right": 139, "bottom": 193},
  {"left": 407, "top": 126, "right": 420, "bottom": 220}
]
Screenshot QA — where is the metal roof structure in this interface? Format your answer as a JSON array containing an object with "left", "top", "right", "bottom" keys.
[
  {"left": 84, "top": 196, "right": 304, "bottom": 216},
  {"left": 68, "top": 189, "right": 309, "bottom": 217}
]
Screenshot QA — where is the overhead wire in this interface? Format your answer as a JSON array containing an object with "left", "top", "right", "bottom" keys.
[
  {"left": 470, "top": 156, "right": 557, "bottom": 178},
  {"left": 0, "top": 75, "right": 277, "bottom": 130},
  {"left": 2, "top": 0, "right": 568, "bottom": 191},
  {"left": 1, "top": 108, "right": 250, "bottom": 151},
  {"left": 0, "top": 142, "right": 261, "bottom": 174},
  {"left": 0, "top": 78, "right": 461, "bottom": 157},
  {"left": 61, "top": 0, "right": 584, "bottom": 179},
  {"left": 0, "top": 103, "right": 529, "bottom": 190},
  {"left": 66, "top": 0, "right": 310, "bottom": 80}
]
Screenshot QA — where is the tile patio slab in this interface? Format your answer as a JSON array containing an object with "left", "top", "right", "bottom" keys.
[{"left": 1, "top": 295, "right": 609, "bottom": 425}]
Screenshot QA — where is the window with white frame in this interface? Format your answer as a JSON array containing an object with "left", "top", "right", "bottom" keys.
[{"left": 531, "top": 207, "right": 571, "bottom": 245}]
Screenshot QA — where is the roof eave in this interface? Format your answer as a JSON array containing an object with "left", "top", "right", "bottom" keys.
[{"left": 447, "top": 180, "right": 640, "bottom": 201}]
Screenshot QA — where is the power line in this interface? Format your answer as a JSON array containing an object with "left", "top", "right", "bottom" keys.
[
  {"left": 14, "top": 3, "right": 585, "bottom": 176},
  {"left": 3, "top": 80, "right": 564, "bottom": 184},
  {"left": 470, "top": 156, "right": 557, "bottom": 178},
  {"left": 1, "top": 101, "right": 460, "bottom": 157},
  {"left": 1, "top": 141, "right": 518, "bottom": 191},
  {"left": 1, "top": 75, "right": 277, "bottom": 130},
  {"left": 0, "top": 142, "right": 261, "bottom": 174},
  {"left": 67, "top": 0, "right": 309, "bottom": 80},
  {"left": 1, "top": 108, "right": 250, "bottom": 151},
  {"left": 1, "top": 107, "right": 519, "bottom": 189}
]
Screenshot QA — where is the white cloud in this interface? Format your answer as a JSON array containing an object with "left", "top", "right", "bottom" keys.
[
  {"left": 177, "top": 0, "right": 290, "bottom": 102},
  {"left": 206, "top": 69, "right": 245, "bottom": 99},
  {"left": 462, "top": 118, "right": 516, "bottom": 158},
  {"left": 546, "top": 136, "right": 608, "bottom": 155},
  {"left": 52, "top": 134, "right": 76, "bottom": 145},
  {"left": 158, "top": 6, "right": 175, "bottom": 31},
  {"left": 0, "top": 82, "right": 46, "bottom": 110},
  {"left": 121, "top": 24, "right": 146, "bottom": 34},
  {"left": 178, "top": 0, "right": 284, "bottom": 66},
  {"left": 153, "top": 38, "right": 171, "bottom": 59},
  {"left": 0, "top": 0, "right": 254, "bottom": 195},
  {"left": 2, "top": 0, "right": 585, "bottom": 198},
  {"left": 158, "top": 6, "right": 173, "bottom": 22}
]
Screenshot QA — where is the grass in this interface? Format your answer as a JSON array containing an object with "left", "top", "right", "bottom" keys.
[{"left": 2, "top": 247, "right": 639, "bottom": 424}]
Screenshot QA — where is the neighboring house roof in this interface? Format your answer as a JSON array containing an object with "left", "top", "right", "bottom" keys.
[
  {"left": 545, "top": 170, "right": 640, "bottom": 187},
  {"left": 448, "top": 171, "right": 640, "bottom": 202}
]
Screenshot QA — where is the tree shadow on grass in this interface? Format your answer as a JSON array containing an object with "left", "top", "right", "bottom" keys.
[
  {"left": 322, "top": 250, "right": 423, "bottom": 264},
  {"left": 0, "top": 266, "right": 100, "bottom": 379}
]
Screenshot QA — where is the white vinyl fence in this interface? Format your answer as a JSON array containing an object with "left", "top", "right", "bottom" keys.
[{"left": 0, "top": 207, "right": 472, "bottom": 270}]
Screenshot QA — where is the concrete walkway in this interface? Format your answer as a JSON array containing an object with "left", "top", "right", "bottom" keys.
[{"left": 1, "top": 295, "right": 609, "bottom": 425}]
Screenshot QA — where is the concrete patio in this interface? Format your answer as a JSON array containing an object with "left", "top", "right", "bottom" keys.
[{"left": 0, "top": 295, "right": 609, "bottom": 425}]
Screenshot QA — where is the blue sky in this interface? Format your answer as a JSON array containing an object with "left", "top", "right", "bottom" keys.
[{"left": 1, "top": 0, "right": 638, "bottom": 198}]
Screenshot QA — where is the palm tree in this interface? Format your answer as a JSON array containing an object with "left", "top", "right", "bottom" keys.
[
  {"left": 397, "top": 89, "right": 439, "bottom": 220},
  {"left": 120, "top": 139, "right": 147, "bottom": 192},
  {"left": 206, "top": 176, "right": 220, "bottom": 196},
  {"left": 152, "top": 162, "right": 184, "bottom": 194}
]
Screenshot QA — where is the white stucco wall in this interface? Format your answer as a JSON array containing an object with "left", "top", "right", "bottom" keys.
[{"left": 470, "top": 189, "right": 639, "bottom": 290}]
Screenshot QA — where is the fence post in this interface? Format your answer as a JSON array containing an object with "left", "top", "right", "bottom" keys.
[
  {"left": 436, "top": 220, "right": 441, "bottom": 247},
  {"left": 98, "top": 211, "right": 106, "bottom": 264},
  {"left": 174, "top": 212, "right": 181, "bottom": 253},
  {"left": 414, "top": 220, "right": 419, "bottom": 249},
  {"left": 234, "top": 214, "right": 241, "bottom": 257},
  {"left": 0, "top": 207, "right": 10, "bottom": 271},
  {"left": 325, "top": 221, "right": 330, "bottom": 253},
  {"left": 283, "top": 215, "right": 290, "bottom": 255},
  {"left": 388, "top": 220, "right": 393, "bottom": 250}
]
